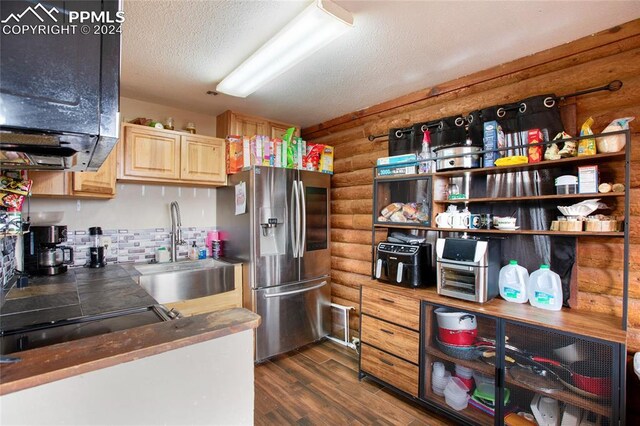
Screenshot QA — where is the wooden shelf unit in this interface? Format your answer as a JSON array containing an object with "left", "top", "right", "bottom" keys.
[
  {"left": 373, "top": 223, "right": 624, "bottom": 238},
  {"left": 433, "top": 192, "right": 625, "bottom": 205}
]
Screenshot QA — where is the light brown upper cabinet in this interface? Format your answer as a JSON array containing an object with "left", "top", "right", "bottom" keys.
[
  {"left": 180, "top": 134, "right": 225, "bottom": 182},
  {"left": 216, "top": 110, "right": 299, "bottom": 139},
  {"left": 30, "top": 148, "right": 117, "bottom": 198},
  {"left": 118, "top": 123, "right": 226, "bottom": 186}
]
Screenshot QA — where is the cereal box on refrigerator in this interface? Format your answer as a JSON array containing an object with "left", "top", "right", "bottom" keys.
[
  {"left": 320, "top": 145, "right": 334, "bottom": 174},
  {"left": 226, "top": 136, "right": 243, "bottom": 174}
]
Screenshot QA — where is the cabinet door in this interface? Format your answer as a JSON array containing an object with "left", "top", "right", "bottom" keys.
[
  {"left": 29, "top": 171, "right": 70, "bottom": 197},
  {"left": 361, "top": 286, "right": 420, "bottom": 330},
  {"left": 122, "top": 126, "right": 180, "bottom": 180},
  {"left": 230, "top": 113, "right": 268, "bottom": 137},
  {"left": 360, "top": 343, "right": 419, "bottom": 396},
  {"left": 72, "top": 148, "right": 117, "bottom": 197},
  {"left": 502, "top": 321, "right": 620, "bottom": 425},
  {"left": 180, "top": 135, "right": 226, "bottom": 184},
  {"left": 422, "top": 302, "right": 498, "bottom": 424},
  {"left": 269, "top": 123, "right": 291, "bottom": 139}
]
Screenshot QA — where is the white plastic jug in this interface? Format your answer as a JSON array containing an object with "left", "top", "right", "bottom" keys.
[
  {"left": 528, "top": 264, "right": 563, "bottom": 311},
  {"left": 499, "top": 260, "right": 529, "bottom": 303}
]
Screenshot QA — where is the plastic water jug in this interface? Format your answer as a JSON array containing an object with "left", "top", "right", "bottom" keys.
[
  {"left": 528, "top": 264, "right": 563, "bottom": 311},
  {"left": 499, "top": 260, "right": 529, "bottom": 303}
]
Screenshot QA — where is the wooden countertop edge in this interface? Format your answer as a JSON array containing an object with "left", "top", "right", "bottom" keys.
[
  {"left": 0, "top": 308, "right": 260, "bottom": 396},
  {"left": 364, "top": 282, "right": 626, "bottom": 344}
]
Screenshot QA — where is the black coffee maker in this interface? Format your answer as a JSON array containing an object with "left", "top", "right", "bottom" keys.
[
  {"left": 23, "top": 226, "right": 74, "bottom": 275},
  {"left": 88, "top": 226, "right": 107, "bottom": 268}
]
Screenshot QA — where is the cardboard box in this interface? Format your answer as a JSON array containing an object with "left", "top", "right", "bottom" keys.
[
  {"left": 377, "top": 165, "right": 417, "bottom": 176},
  {"left": 242, "top": 137, "right": 251, "bottom": 168},
  {"left": 376, "top": 153, "right": 417, "bottom": 166},
  {"left": 527, "top": 129, "right": 543, "bottom": 163},
  {"left": 226, "top": 136, "right": 243, "bottom": 174},
  {"left": 320, "top": 145, "right": 334, "bottom": 174},
  {"left": 578, "top": 165, "right": 599, "bottom": 194},
  {"left": 274, "top": 138, "right": 283, "bottom": 168},
  {"left": 483, "top": 121, "right": 503, "bottom": 167}
]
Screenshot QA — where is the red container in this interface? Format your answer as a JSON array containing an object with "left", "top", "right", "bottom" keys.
[
  {"left": 438, "top": 327, "right": 478, "bottom": 346},
  {"left": 571, "top": 361, "right": 611, "bottom": 397},
  {"left": 454, "top": 375, "right": 474, "bottom": 391}
]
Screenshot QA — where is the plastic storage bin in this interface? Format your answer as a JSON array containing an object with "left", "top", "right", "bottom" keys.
[{"left": 555, "top": 175, "right": 578, "bottom": 195}]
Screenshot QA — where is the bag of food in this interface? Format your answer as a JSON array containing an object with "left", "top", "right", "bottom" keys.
[
  {"left": 578, "top": 117, "right": 596, "bottom": 156},
  {"left": 0, "top": 176, "right": 32, "bottom": 195},
  {"left": 554, "top": 131, "right": 576, "bottom": 158},
  {"left": 596, "top": 117, "right": 635, "bottom": 153}
]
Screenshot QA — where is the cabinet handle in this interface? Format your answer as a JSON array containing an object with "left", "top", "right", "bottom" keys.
[
  {"left": 380, "top": 358, "right": 394, "bottom": 367},
  {"left": 380, "top": 298, "right": 395, "bottom": 303},
  {"left": 380, "top": 328, "right": 394, "bottom": 335}
]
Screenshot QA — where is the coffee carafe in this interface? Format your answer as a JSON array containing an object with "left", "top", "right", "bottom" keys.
[
  {"left": 23, "top": 226, "right": 74, "bottom": 276},
  {"left": 88, "top": 226, "right": 107, "bottom": 268}
]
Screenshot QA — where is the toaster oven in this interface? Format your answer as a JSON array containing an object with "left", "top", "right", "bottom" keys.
[
  {"left": 375, "top": 241, "right": 432, "bottom": 288},
  {"left": 435, "top": 238, "right": 500, "bottom": 303}
]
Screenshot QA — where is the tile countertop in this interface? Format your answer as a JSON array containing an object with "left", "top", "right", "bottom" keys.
[
  {"left": 0, "top": 265, "right": 156, "bottom": 331},
  {"left": 0, "top": 264, "right": 260, "bottom": 396}
]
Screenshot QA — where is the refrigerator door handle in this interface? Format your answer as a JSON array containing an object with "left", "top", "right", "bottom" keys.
[
  {"left": 263, "top": 281, "right": 328, "bottom": 298},
  {"left": 298, "top": 180, "right": 306, "bottom": 258},
  {"left": 291, "top": 180, "right": 299, "bottom": 258}
]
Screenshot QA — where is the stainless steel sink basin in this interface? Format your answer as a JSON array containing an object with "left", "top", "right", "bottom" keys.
[{"left": 134, "top": 260, "right": 235, "bottom": 304}]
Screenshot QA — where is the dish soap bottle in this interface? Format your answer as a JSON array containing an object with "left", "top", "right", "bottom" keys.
[
  {"left": 499, "top": 260, "right": 529, "bottom": 303},
  {"left": 188, "top": 241, "right": 198, "bottom": 260},
  {"left": 528, "top": 264, "right": 562, "bottom": 311}
]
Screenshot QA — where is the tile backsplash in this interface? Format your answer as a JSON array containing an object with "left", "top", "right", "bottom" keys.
[{"left": 66, "top": 226, "right": 216, "bottom": 267}]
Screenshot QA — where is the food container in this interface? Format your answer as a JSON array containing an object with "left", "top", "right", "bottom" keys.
[
  {"left": 435, "top": 309, "right": 477, "bottom": 330},
  {"left": 443, "top": 376, "right": 470, "bottom": 411},
  {"left": 558, "top": 219, "right": 583, "bottom": 232},
  {"left": 555, "top": 175, "right": 578, "bottom": 194},
  {"left": 435, "top": 146, "right": 482, "bottom": 171},
  {"left": 439, "top": 328, "right": 478, "bottom": 346}
]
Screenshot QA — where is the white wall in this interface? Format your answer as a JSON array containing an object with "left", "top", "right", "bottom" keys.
[
  {"left": 29, "top": 183, "right": 216, "bottom": 230},
  {"left": 120, "top": 96, "right": 218, "bottom": 137},
  {"left": 29, "top": 97, "right": 221, "bottom": 230},
  {"left": 1, "top": 330, "right": 254, "bottom": 425}
]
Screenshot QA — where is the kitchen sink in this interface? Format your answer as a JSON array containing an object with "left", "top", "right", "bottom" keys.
[{"left": 134, "top": 259, "right": 235, "bottom": 304}]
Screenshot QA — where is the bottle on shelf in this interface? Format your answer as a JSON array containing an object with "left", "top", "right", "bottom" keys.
[
  {"left": 528, "top": 264, "right": 562, "bottom": 311},
  {"left": 499, "top": 260, "right": 529, "bottom": 303},
  {"left": 418, "top": 128, "right": 435, "bottom": 173}
]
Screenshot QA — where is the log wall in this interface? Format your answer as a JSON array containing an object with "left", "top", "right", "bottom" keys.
[{"left": 302, "top": 19, "right": 640, "bottom": 352}]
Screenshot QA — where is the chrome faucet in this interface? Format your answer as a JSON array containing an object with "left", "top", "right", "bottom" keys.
[{"left": 170, "top": 201, "right": 185, "bottom": 262}]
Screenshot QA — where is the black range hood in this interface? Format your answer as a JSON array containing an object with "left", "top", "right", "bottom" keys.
[{"left": 0, "top": 0, "right": 121, "bottom": 171}]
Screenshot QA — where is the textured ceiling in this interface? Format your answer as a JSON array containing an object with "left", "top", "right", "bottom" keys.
[{"left": 121, "top": 1, "right": 640, "bottom": 128}]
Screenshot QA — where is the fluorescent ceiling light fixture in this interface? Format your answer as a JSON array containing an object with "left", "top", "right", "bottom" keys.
[{"left": 216, "top": 0, "right": 353, "bottom": 98}]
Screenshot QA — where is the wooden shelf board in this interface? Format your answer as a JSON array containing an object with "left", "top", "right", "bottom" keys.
[
  {"left": 365, "top": 282, "right": 626, "bottom": 343},
  {"left": 373, "top": 224, "right": 623, "bottom": 237},
  {"left": 375, "top": 173, "right": 433, "bottom": 181},
  {"left": 431, "top": 152, "right": 625, "bottom": 178},
  {"left": 426, "top": 346, "right": 611, "bottom": 417},
  {"left": 433, "top": 192, "right": 625, "bottom": 204},
  {"left": 427, "top": 390, "right": 494, "bottom": 426}
]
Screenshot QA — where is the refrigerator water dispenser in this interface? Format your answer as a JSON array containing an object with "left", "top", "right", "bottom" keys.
[{"left": 259, "top": 207, "right": 285, "bottom": 256}]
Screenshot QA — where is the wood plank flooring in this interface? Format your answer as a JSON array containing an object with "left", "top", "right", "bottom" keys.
[{"left": 254, "top": 340, "right": 453, "bottom": 425}]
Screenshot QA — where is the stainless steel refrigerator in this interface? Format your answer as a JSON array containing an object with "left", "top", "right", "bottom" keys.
[{"left": 217, "top": 166, "right": 331, "bottom": 361}]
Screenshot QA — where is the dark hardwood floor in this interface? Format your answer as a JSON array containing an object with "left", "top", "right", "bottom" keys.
[{"left": 254, "top": 339, "right": 453, "bottom": 425}]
